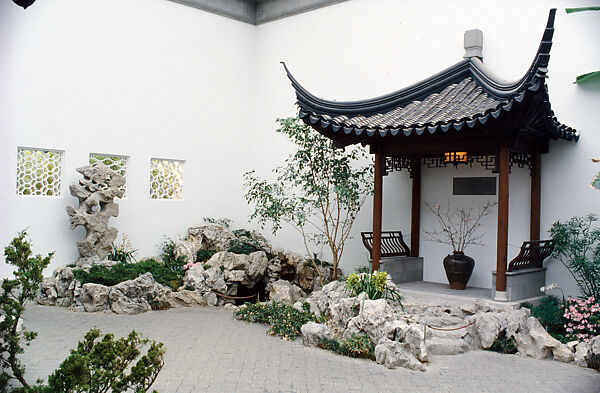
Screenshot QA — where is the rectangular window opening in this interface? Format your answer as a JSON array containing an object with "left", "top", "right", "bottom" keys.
[{"left": 453, "top": 177, "right": 496, "bottom": 195}]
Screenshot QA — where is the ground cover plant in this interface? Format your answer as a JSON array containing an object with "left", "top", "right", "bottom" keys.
[
  {"left": 550, "top": 214, "right": 600, "bottom": 300},
  {"left": 244, "top": 115, "right": 373, "bottom": 280},
  {"left": 345, "top": 271, "right": 403, "bottom": 306},
  {"left": 488, "top": 331, "right": 518, "bottom": 354},
  {"left": 317, "top": 334, "right": 375, "bottom": 360},
  {"left": 234, "top": 302, "right": 320, "bottom": 340}
]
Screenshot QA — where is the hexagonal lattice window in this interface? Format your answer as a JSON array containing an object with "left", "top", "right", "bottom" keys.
[
  {"left": 89, "top": 153, "right": 128, "bottom": 196},
  {"left": 16, "top": 148, "right": 63, "bottom": 196},
  {"left": 150, "top": 158, "right": 183, "bottom": 199}
]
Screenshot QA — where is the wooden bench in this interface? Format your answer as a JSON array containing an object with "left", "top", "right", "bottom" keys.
[
  {"left": 507, "top": 239, "right": 554, "bottom": 272},
  {"left": 361, "top": 231, "right": 411, "bottom": 258}
]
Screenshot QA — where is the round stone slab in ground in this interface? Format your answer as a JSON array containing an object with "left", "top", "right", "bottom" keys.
[{"left": 21, "top": 304, "right": 599, "bottom": 393}]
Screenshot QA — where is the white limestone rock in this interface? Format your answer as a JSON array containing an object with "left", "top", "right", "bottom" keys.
[
  {"left": 188, "top": 224, "right": 235, "bottom": 252},
  {"left": 375, "top": 338, "right": 426, "bottom": 371},
  {"left": 80, "top": 283, "right": 109, "bottom": 312},
  {"left": 268, "top": 279, "right": 305, "bottom": 304},
  {"left": 301, "top": 322, "right": 333, "bottom": 347},
  {"left": 344, "top": 299, "right": 397, "bottom": 344},
  {"left": 175, "top": 240, "right": 198, "bottom": 264},
  {"left": 426, "top": 337, "right": 470, "bottom": 356}
]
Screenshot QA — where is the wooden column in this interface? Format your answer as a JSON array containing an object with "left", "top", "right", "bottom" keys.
[
  {"left": 530, "top": 151, "right": 541, "bottom": 241},
  {"left": 372, "top": 150, "right": 384, "bottom": 272},
  {"left": 410, "top": 162, "right": 421, "bottom": 257},
  {"left": 495, "top": 144, "right": 510, "bottom": 299}
]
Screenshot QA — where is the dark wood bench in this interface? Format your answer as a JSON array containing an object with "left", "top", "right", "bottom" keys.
[
  {"left": 361, "top": 231, "right": 411, "bottom": 258},
  {"left": 507, "top": 239, "right": 554, "bottom": 272}
]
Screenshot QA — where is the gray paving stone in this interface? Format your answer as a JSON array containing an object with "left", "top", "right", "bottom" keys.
[{"left": 18, "top": 304, "right": 600, "bottom": 393}]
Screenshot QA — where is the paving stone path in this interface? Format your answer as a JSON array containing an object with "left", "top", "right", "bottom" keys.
[{"left": 21, "top": 304, "right": 599, "bottom": 393}]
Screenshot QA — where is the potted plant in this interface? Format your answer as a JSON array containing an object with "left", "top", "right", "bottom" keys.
[{"left": 425, "top": 201, "right": 496, "bottom": 290}]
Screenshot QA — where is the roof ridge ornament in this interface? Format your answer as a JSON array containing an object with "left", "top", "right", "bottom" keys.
[{"left": 463, "top": 29, "right": 483, "bottom": 61}]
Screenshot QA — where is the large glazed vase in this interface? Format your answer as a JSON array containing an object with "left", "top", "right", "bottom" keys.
[{"left": 443, "top": 251, "right": 475, "bottom": 290}]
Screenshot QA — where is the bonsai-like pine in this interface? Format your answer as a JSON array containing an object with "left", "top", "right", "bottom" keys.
[
  {"left": 424, "top": 201, "right": 496, "bottom": 253},
  {"left": 244, "top": 116, "right": 373, "bottom": 280},
  {"left": 0, "top": 231, "right": 53, "bottom": 391}
]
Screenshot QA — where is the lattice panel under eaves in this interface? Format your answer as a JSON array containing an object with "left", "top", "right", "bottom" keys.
[
  {"left": 16, "top": 148, "right": 63, "bottom": 196},
  {"left": 149, "top": 158, "right": 184, "bottom": 199}
]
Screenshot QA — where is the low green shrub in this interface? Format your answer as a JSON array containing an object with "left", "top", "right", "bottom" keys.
[
  {"left": 73, "top": 259, "right": 183, "bottom": 290},
  {"left": 202, "top": 263, "right": 211, "bottom": 270},
  {"left": 488, "top": 330, "right": 518, "bottom": 354},
  {"left": 227, "top": 238, "right": 262, "bottom": 255},
  {"left": 317, "top": 334, "right": 375, "bottom": 360},
  {"left": 196, "top": 249, "right": 215, "bottom": 262},
  {"left": 203, "top": 217, "right": 232, "bottom": 228},
  {"left": 160, "top": 238, "right": 187, "bottom": 273},
  {"left": 521, "top": 296, "right": 568, "bottom": 343},
  {"left": 234, "top": 302, "right": 319, "bottom": 340}
]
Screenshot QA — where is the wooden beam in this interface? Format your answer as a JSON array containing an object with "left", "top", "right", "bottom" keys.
[
  {"left": 372, "top": 150, "right": 384, "bottom": 272},
  {"left": 495, "top": 144, "right": 510, "bottom": 300},
  {"left": 530, "top": 150, "right": 541, "bottom": 241},
  {"left": 410, "top": 163, "right": 421, "bottom": 257}
]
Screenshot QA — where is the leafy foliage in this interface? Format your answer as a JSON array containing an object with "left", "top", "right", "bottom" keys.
[
  {"left": 160, "top": 239, "right": 187, "bottom": 273},
  {"left": 550, "top": 214, "right": 600, "bottom": 299},
  {"left": 73, "top": 259, "right": 183, "bottom": 290},
  {"left": 108, "top": 234, "right": 137, "bottom": 264},
  {"left": 234, "top": 301, "right": 320, "bottom": 340},
  {"left": 195, "top": 249, "right": 215, "bottom": 263},
  {"left": 227, "top": 239, "right": 262, "bottom": 255},
  {"left": 521, "top": 296, "right": 568, "bottom": 343},
  {"left": 203, "top": 217, "right": 232, "bottom": 229},
  {"left": 244, "top": 116, "right": 373, "bottom": 280},
  {"left": 0, "top": 232, "right": 53, "bottom": 391},
  {"left": 345, "top": 271, "right": 403, "bottom": 306},
  {"left": 317, "top": 334, "right": 375, "bottom": 360},
  {"left": 488, "top": 331, "right": 518, "bottom": 354},
  {"left": 24, "top": 329, "right": 165, "bottom": 393}
]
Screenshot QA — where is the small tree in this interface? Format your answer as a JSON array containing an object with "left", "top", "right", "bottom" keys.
[
  {"left": 244, "top": 116, "right": 373, "bottom": 280},
  {"left": 550, "top": 214, "right": 600, "bottom": 299},
  {"left": 0, "top": 231, "right": 53, "bottom": 391}
]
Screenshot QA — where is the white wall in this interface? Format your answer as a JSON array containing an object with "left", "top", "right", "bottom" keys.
[{"left": 2, "top": 0, "right": 599, "bottom": 297}]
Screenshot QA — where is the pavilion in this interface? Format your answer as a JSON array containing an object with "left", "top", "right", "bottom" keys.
[{"left": 283, "top": 9, "right": 578, "bottom": 301}]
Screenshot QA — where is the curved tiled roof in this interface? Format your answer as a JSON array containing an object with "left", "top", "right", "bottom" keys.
[{"left": 283, "top": 8, "right": 577, "bottom": 143}]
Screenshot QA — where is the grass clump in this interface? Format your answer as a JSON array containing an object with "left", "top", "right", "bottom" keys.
[
  {"left": 234, "top": 302, "right": 319, "bottom": 340},
  {"left": 317, "top": 334, "right": 375, "bottom": 360}
]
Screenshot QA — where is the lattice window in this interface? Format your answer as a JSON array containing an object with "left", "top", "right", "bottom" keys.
[
  {"left": 149, "top": 158, "right": 184, "bottom": 199},
  {"left": 16, "top": 147, "right": 63, "bottom": 196},
  {"left": 89, "top": 153, "right": 128, "bottom": 196}
]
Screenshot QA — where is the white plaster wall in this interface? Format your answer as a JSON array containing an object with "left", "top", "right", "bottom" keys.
[
  {"left": 2, "top": 0, "right": 599, "bottom": 297},
  {"left": 0, "top": 0, "right": 258, "bottom": 277}
]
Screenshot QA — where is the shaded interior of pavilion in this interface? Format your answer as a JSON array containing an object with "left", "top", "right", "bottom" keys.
[{"left": 284, "top": 9, "right": 578, "bottom": 302}]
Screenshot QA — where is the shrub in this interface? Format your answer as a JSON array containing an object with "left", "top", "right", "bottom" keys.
[
  {"left": 521, "top": 296, "right": 568, "bottom": 343},
  {"left": 563, "top": 296, "right": 600, "bottom": 342},
  {"left": 203, "top": 217, "right": 232, "bottom": 228},
  {"left": 234, "top": 302, "right": 319, "bottom": 340},
  {"left": 345, "top": 271, "right": 403, "bottom": 306},
  {"left": 227, "top": 238, "right": 262, "bottom": 255},
  {"left": 108, "top": 234, "right": 137, "bottom": 264},
  {"left": 488, "top": 331, "right": 518, "bottom": 354},
  {"left": 550, "top": 214, "right": 600, "bottom": 299},
  {"left": 196, "top": 249, "right": 215, "bottom": 262},
  {"left": 160, "top": 238, "right": 187, "bottom": 273},
  {"left": 18, "top": 329, "right": 165, "bottom": 393},
  {"left": 0, "top": 231, "right": 53, "bottom": 391},
  {"left": 73, "top": 259, "right": 183, "bottom": 290},
  {"left": 317, "top": 334, "right": 375, "bottom": 360}
]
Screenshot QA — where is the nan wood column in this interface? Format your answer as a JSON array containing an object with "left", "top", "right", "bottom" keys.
[
  {"left": 530, "top": 150, "right": 541, "bottom": 241},
  {"left": 372, "top": 149, "right": 384, "bottom": 272},
  {"left": 495, "top": 144, "right": 510, "bottom": 301},
  {"left": 410, "top": 162, "right": 421, "bottom": 257}
]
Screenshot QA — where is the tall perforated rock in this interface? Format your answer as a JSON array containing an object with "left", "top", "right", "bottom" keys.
[{"left": 66, "top": 163, "right": 125, "bottom": 267}]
